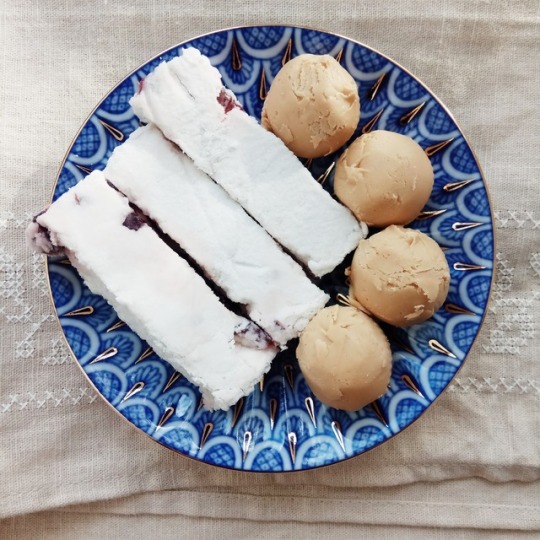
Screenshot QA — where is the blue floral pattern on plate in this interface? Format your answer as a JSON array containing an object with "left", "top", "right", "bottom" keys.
[{"left": 48, "top": 26, "right": 494, "bottom": 471}]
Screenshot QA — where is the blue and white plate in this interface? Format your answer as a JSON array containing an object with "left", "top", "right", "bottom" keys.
[{"left": 48, "top": 26, "right": 494, "bottom": 471}]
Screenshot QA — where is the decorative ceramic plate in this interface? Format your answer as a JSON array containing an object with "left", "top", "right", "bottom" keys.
[{"left": 47, "top": 25, "right": 494, "bottom": 471}]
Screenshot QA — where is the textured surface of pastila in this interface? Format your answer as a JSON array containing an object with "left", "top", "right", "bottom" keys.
[
  {"left": 32, "top": 171, "right": 276, "bottom": 411},
  {"left": 0, "top": 0, "right": 539, "bottom": 537},
  {"left": 130, "top": 48, "right": 364, "bottom": 277},
  {"left": 104, "top": 124, "right": 329, "bottom": 345}
]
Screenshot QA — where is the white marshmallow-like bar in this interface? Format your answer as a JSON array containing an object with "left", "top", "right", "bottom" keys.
[
  {"left": 105, "top": 125, "right": 329, "bottom": 346},
  {"left": 29, "top": 171, "right": 277, "bottom": 411},
  {"left": 130, "top": 47, "right": 367, "bottom": 277}
]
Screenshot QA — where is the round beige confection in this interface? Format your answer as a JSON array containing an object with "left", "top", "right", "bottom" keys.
[
  {"left": 261, "top": 54, "right": 360, "bottom": 158},
  {"left": 350, "top": 225, "right": 450, "bottom": 327},
  {"left": 296, "top": 305, "right": 392, "bottom": 411},
  {"left": 334, "top": 130, "right": 434, "bottom": 227}
]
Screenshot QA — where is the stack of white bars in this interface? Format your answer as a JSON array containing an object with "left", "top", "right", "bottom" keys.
[{"left": 28, "top": 48, "right": 366, "bottom": 410}]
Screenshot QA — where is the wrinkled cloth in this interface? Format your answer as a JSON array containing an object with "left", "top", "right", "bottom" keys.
[{"left": 0, "top": 0, "right": 538, "bottom": 537}]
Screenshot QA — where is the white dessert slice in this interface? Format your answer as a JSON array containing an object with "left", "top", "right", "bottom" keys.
[
  {"left": 104, "top": 125, "right": 329, "bottom": 346},
  {"left": 27, "top": 171, "right": 277, "bottom": 411},
  {"left": 130, "top": 47, "right": 367, "bottom": 277}
]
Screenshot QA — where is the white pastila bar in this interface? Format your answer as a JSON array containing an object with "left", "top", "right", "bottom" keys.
[
  {"left": 28, "top": 172, "right": 277, "bottom": 411},
  {"left": 105, "top": 125, "right": 329, "bottom": 346},
  {"left": 130, "top": 47, "right": 366, "bottom": 277}
]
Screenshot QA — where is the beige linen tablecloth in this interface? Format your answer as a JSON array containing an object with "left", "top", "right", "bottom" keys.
[{"left": 1, "top": 1, "right": 539, "bottom": 537}]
